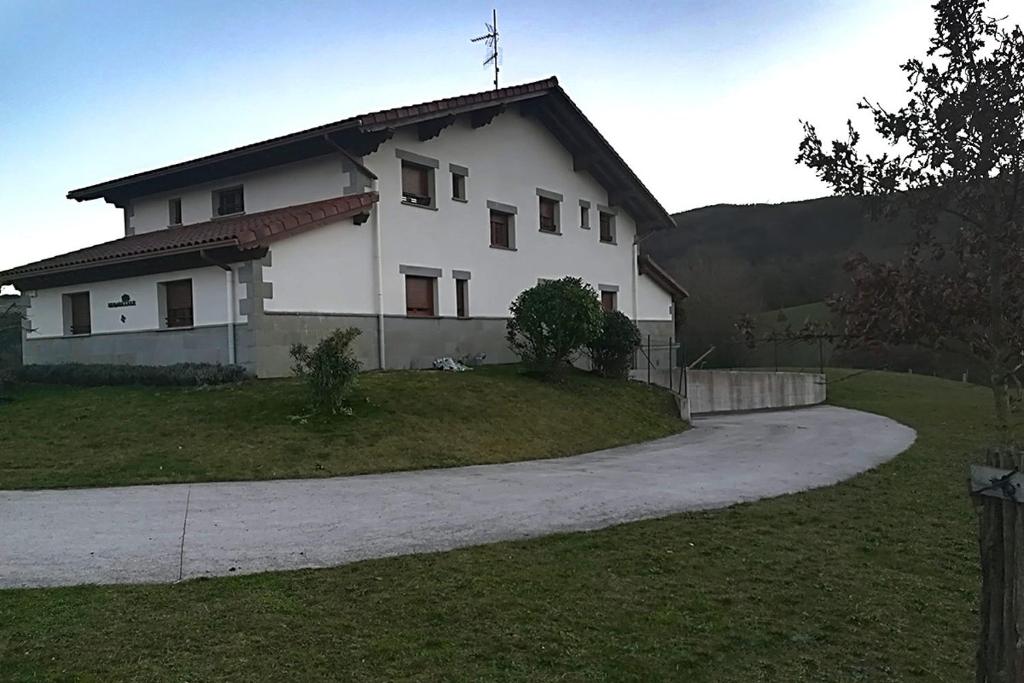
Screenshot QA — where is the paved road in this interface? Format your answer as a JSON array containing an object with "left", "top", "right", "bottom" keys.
[{"left": 0, "top": 405, "right": 915, "bottom": 589}]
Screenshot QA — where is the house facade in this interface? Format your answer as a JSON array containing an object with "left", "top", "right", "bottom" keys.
[{"left": 1, "top": 78, "right": 686, "bottom": 377}]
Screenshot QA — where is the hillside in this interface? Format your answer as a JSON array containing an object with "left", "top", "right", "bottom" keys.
[{"left": 644, "top": 195, "right": 957, "bottom": 370}]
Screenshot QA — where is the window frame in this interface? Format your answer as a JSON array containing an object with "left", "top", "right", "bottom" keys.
[
  {"left": 401, "top": 161, "right": 433, "bottom": 207},
  {"left": 404, "top": 275, "right": 437, "bottom": 318},
  {"left": 168, "top": 197, "right": 182, "bottom": 226},
  {"left": 213, "top": 186, "right": 245, "bottom": 218},
  {"left": 450, "top": 163, "right": 469, "bottom": 202},
  {"left": 160, "top": 278, "right": 195, "bottom": 329},
  {"left": 489, "top": 209, "right": 513, "bottom": 249},
  {"left": 538, "top": 196, "right": 559, "bottom": 233},
  {"left": 579, "top": 200, "right": 591, "bottom": 229},
  {"left": 600, "top": 290, "right": 618, "bottom": 312},
  {"left": 486, "top": 200, "right": 517, "bottom": 250}
]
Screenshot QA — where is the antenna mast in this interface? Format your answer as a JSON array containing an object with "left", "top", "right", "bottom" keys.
[{"left": 471, "top": 9, "right": 500, "bottom": 89}]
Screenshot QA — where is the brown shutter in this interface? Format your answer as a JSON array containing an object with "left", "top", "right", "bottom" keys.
[
  {"left": 70, "top": 293, "right": 91, "bottom": 334},
  {"left": 405, "top": 276, "right": 435, "bottom": 317},
  {"left": 601, "top": 291, "right": 616, "bottom": 312},
  {"left": 539, "top": 198, "right": 555, "bottom": 231},
  {"left": 402, "top": 164, "right": 430, "bottom": 202},
  {"left": 490, "top": 211, "right": 509, "bottom": 248},
  {"left": 165, "top": 280, "right": 194, "bottom": 327}
]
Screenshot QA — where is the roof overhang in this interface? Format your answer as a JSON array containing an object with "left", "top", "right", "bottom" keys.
[
  {"left": 64, "top": 78, "right": 675, "bottom": 233},
  {"left": 638, "top": 254, "right": 689, "bottom": 300}
]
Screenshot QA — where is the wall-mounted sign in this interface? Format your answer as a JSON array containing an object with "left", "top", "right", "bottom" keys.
[{"left": 107, "top": 293, "right": 136, "bottom": 309}]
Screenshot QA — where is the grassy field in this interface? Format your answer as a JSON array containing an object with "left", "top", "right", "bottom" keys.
[
  {"left": 0, "top": 370, "right": 1000, "bottom": 680},
  {"left": 0, "top": 365, "right": 682, "bottom": 490}
]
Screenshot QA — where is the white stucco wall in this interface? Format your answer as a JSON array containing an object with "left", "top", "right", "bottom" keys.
[
  {"left": 260, "top": 112, "right": 674, "bottom": 321},
  {"left": 129, "top": 156, "right": 356, "bottom": 235},
  {"left": 26, "top": 266, "right": 243, "bottom": 339}
]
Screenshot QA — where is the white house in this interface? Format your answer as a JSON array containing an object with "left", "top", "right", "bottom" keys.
[{"left": 1, "top": 77, "right": 687, "bottom": 376}]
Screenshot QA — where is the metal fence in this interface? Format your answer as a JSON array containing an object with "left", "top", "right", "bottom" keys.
[{"left": 633, "top": 335, "right": 687, "bottom": 397}]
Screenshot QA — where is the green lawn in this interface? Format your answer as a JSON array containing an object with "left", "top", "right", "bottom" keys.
[
  {"left": 0, "top": 371, "right": 999, "bottom": 680},
  {"left": 0, "top": 365, "right": 683, "bottom": 490}
]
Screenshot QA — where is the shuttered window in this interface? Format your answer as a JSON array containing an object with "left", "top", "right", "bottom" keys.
[
  {"left": 490, "top": 210, "right": 511, "bottom": 248},
  {"left": 401, "top": 162, "right": 432, "bottom": 205},
  {"left": 599, "top": 212, "right": 615, "bottom": 243},
  {"left": 456, "top": 279, "right": 468, "bottom": 318},
  {"left": 580, "top": 204, "right": 590, "bottom": 229},
  {"left": 405, "top": 276, "right": 435, "bottom": 317},
  {"left": 601, "top": 291, "right": 617, "bottom": 312},
  {"left": 539, "top": 197, "right": 558, "bottom": 232},
  {"left": 164, "top": 279, "right": 194, "bottom": 328},
  {"left": 168, "top": 198, "right": 182, "bottom": 226},
  {"left": 68, "top": 292, "right": 91, "bottom": 335},
  {"left": 452, "top": 172, "right": 467, "bottom": 201}
]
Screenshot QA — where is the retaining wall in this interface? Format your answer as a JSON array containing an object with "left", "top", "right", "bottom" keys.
[{"left": 685, "top": 369, "right": 826, "bottom": 414}]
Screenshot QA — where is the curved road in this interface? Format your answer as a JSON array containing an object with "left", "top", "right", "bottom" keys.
[{"left": 0, "top": 405, "right": 915, "bottom": 589}]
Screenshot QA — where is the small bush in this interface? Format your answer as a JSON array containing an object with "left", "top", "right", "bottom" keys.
[
  {"left": 290, "top": 327, "right": 362, "bottom": 415},
  {"left": 17, "top": 362, "right": 251, "bottom": 387},
  {"left": 588, "top": 311, "right": 641, "bottom": 379},
  {"left": 506, "top": 277, "right": 603, "bottom": 377}
]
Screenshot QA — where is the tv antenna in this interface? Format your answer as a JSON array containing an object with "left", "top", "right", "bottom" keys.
[{"left": 471, "top": 9, "right": 500, "bottom": 90}]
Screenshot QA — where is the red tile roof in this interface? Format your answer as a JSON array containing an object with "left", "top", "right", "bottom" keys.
[
  {"left": 67, "top": 78, "right": 559, "bottom": 202},
  {"left": 1, "top": 192, "right": 377, "bottom": 281}
]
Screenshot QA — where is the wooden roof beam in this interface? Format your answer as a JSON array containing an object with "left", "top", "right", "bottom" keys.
[
  {"left": 417, "top": 115, "right": 456, "bottom": 142},
  {"left": 471, "top": 104, "right": 505, "bottom": 129}
]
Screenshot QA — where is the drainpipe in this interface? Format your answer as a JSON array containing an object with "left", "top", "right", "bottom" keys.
[
  {"left": 631, "top": 241, "right": 640, "bottom": 322},
  {"left": 200, "top": 250, "right": 236, "bottom": 366},
  {"left": 372, "top": 178, "right": 386, "bottom": 370}
]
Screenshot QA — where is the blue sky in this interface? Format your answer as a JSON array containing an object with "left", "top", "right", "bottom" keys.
[{"left": 2, "top": 0, "right": 1021, "bottom": 274}]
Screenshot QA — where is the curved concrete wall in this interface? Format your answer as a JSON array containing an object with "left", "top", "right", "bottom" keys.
[{"left": 685, "top": 369, "right": 826, "bottom": 415}]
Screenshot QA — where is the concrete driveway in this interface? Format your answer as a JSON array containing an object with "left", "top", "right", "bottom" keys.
[{"left": 0, "top": 405, "right": 915, "bottom": 589}]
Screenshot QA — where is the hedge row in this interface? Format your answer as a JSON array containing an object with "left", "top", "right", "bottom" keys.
[{"left": 17, "top": 362, "right": 251, "bottom": 387}]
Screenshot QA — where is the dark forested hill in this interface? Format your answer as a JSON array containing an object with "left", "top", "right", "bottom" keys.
[{"left": 642, "top": 195, "right": 957, "bottom": 369}]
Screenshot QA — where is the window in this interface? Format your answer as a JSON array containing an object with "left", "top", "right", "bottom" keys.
[
  {"left": 539, "top": 197, "right": 558, "bottom": 233},
  {"left": 599, "top": 211, "right": 616, "bottom": 243},
  {"left": 601, "top": 290, "right": 617, "bottom": 312},
  {"left": 214, "top": 186, "right": 244, "bottom": 217},
  {"left": 405, "top": 275, "right": 435, "bottom": 317},
  {"left": 456, "top": 278, "right": 469, "bottom": 318},
  {"left": 490, "top": 209, "right": 512, "bottom": 249},
  {"left": 452, "top": 172, "right": 467, "bottom": 201},
  {"left": 580, "top": 204, "right": 590, "bottom": 229},
  {"left": 161, "top": 279, "right": 194, "bottom": 328},
  {"left": 64, "top": 292, "right": 91, "bottom": 335},
  {"left": 401, "top": 162, "right": 432, "bottom": 206},
  {"left": 168, "top": 198, "right": 182, "bottom": 226}
]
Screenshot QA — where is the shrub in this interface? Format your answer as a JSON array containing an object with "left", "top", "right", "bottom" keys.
[
  {"left": 17, "top": 362, "right": 251, "bottom": 387},
  {"left": 506, "top": 277, "right": 603, "bottom": 377},
  {"left": 588, "top": 310, "right": 641, "bottom": 379},
  {"left": 290, "top": 327, "right": 362, "bottom": 415}
]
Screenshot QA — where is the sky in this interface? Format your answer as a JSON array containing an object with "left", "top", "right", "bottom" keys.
[{"left": 1, "top": 0, "right": 1022, "bottom": 275}]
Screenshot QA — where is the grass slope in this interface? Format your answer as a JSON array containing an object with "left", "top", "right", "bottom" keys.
[
  {"left": 0, "top": 371, "right": 997, "bottom": 680},
  {"left": 0, "top": 366, "right": 682, "bottom": 490}
]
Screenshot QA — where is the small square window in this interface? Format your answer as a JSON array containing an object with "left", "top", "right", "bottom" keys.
[
  {"left": 64, "top": 292, "right": 91, "bottom": 335},
  {"left": 539, "top": 197, "right": 559, "bottom": 233},
  {"left": 456, "top": 278, "right": 469, "bottom": 318},
  {"left": 452, "top": 172, "right": 467, "bottom": 201},
  {"left": 161, "top": 279, "right": 194, "bottom": 328},
  {"left": 580, "top": 205, "right": 590, "bottom": 229},
  {"left": 599, "top": 212, "right": 616, "bottom": 243},
  {"left": 214, "top": 186, "right": 244, "bottom": 217},
  {"left": 490, "top": 210, "right": 513, "bottom": 249},
  {"left": 601, "top": 290, "right": 617, "bottom": 312},
  {"left": 405, "top": 275, "right": 436, "bottom": 317},
  {"left": 168, "top": 198, "right": 182, "bottom": 226},
  {"left": 402, "top": 162, "right": 433, "bottom": 206}
]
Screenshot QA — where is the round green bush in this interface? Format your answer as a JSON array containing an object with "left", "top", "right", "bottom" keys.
[
  {"left": 506, "top": 277, "right": 603, "bottom": 377},
  {"left": 588, "top": 311, "right": 641, "bottom": 379}
]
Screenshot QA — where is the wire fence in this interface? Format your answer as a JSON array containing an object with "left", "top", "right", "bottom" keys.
[{"left": 633, "top": 336, "right": 687, "bottom": 397}]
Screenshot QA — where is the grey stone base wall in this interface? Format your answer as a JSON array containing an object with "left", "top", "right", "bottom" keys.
[
  {"left": 251, "top": 313, "right": 517, "bottom": 377},
  {"left": 23, "top": 325, "right": 233, "bottom": 367}
]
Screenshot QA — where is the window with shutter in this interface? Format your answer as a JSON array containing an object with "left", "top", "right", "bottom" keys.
[
  {"left": 163, "top": 279, "right": 194, "bottom": 328},
  {"left": 599, "top": 212, "right": 615, "bottom": 243},
  {"left": 67, "top": 292, "right": 91, "bottom": 335},
  {"left": 401, "top": 162, "right": 432, "bottom": 205},
  {"left": 405, "top": 276, "right": 435, "bottom": 317},
  {"left": 452, "top": 172, "right": 467, "bottom": 201},
  {"left": 214, "top": 186, "right": 244, "bottom": 216},
  {"left": 601, "top": 290, "right": 617, "bottom": 312},
  {"left": 456, "top": 279, "right": 468, "bottom": 318},
  {"left": 168, "top": 198, "right": 182, "bottom": 226},
  {"left": 539, "top": 197, "right": 558, "bottom": 232},
  {"left": 490, "top": 210, "right": 511, "bottom": 248}
]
